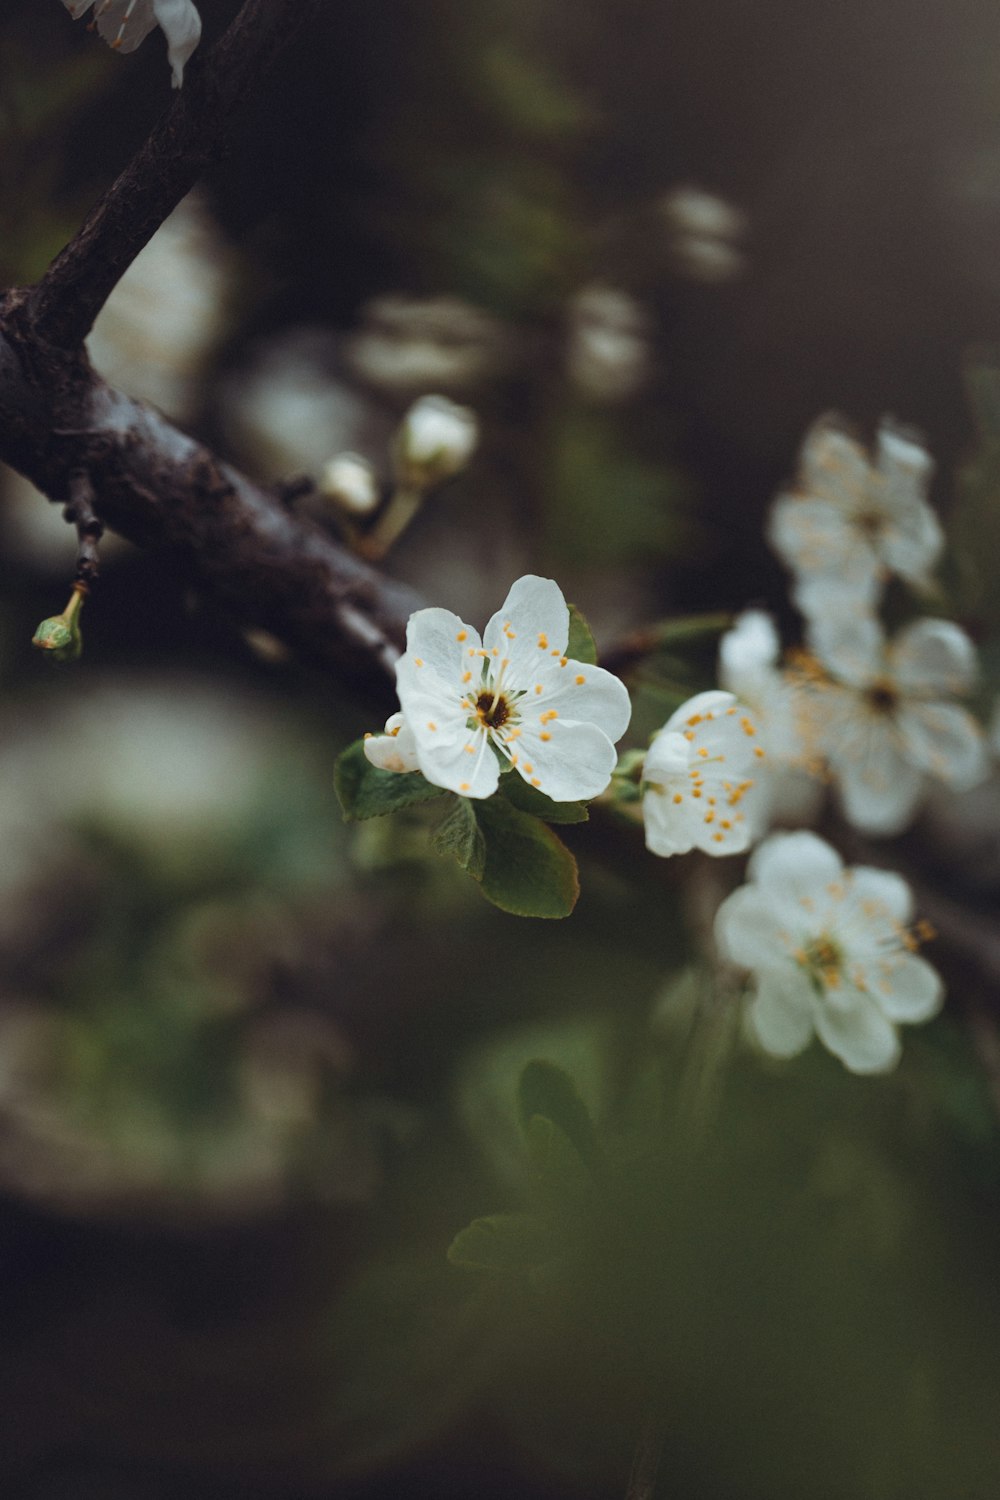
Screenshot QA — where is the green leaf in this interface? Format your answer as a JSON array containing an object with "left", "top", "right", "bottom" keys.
[
  {"left": 518, "top": 1060, "right": 599, "bottom": 1167},
  {"left": 432, "top": 795, "right": 486, "bottom": 878},
  {"left": 523, "top": 1113, "right": 593, "bottom": 1203},
  {"left": 499, "top": 774, "right": 589, "bottom": 824},
  {"left": 566, "top": 602, "right": 598, "bottom": 665},
  {"left": 474, "top": 796, "right": 579, "bottom": 918},
  {"left": 447, "top": 1212, "right": 555, "bottom": 1273},
  {"left": 334, "top": 739, "right": 445, "bottom": 821}
]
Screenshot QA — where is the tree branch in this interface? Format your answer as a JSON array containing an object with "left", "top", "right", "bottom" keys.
[
  {"left": 31, "top": 0, "right": 325, "bottom": 348},
  {"left": 0, "top": 0, "right": 421, "bottom": 692}
]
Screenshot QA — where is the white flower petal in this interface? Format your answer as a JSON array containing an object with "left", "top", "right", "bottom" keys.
[
  {"left": 814, "top": 988, "right": 901, "bottom": 1074},
  {"left": 718, "top": 610, "right": 780, "bottom": 699},
  {"left": 414, "top": 721, "right": 499, "bottom": 798},
  {"left": 714, "top": 886, "right": 797, "bottom": 969},
  {"left": 797, "top": 419, "right": 871, "bottom": 510},
  {"left": 748, "top": 971, "right": 816, "bottom": 1058},
  {"left": 363, "top": 712, "right": 421, "bottom": 774},
  {"left": 94, "top": 0, "right": 159, "bottom": 52},
  {"left": 662, "top": 689, "right": 739, "bottom": 735},
  {"left": 807, "top": 613, "right": 883, "bottom": 689},
  {"left": 515, "top": 719, "right": 617, "bottom": 801},
  {"left": 747, "top": 830, "right": 844, "bottom": 898},
  {"left": 844, "top": 865, "right": 914, "bottom": 926},
  {"left": 402, "top": 608, "right": 482, "bottom": 688},
  {"left": 482, "top": 575, "right": 569, "bottom": 677},
  {"left": 875, "top": 424, "right": 933, "bottom": 509},
  {"left": 644, "top": 730, "right": 692, "bottom": 781},
  {"left": 890, "top": 618, "right": 979, "bottom": 697},
  {"left": 897, "top": 702, "right": 988, "bottom": 790},
  {"left": 533, "top": 660, "right": 632, "bottom": 744},
  {"left": 874, "top": 954, "right": 944, "bottom": 1023},
  {"left": 642, "top": 785, "right": 705, "bottom": 856},
  {"left": 152, "top": 0, "right": 202, "bottom": 85},
  {"left": 832, "top": 742, "right": 923, "bottom": 834}
]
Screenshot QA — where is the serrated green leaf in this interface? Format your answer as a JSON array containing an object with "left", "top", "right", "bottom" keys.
[
  {"left": 499, "top": 774, "right": 589, "bottom": 824},
  {"left": 518, "top": 1061, "right": 599, "bottom": 1167},
  {"left": 566, "top": 603, "right": 599, "bottom": 666},
  {"left": 334, "top": 739, "right": 445, "bottom": 821},
  {"left": 432, "top": 795, "right": 486, "bottom": 878},
  {"left": 473, "top": 796, "right": 579, "bottom": 918},
  {"left": 447, "top": 1212, "right": 555, "bottom": 1273}
]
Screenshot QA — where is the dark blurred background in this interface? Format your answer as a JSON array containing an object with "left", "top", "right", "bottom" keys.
[{"left": 3, "top": 1, "right": 1000, "bottom": 1496}]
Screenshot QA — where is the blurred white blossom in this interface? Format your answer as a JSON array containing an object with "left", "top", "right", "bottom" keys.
[
  {"left": 659, "top": 185, "right": 748, "bottom": 282},
  {"left": 320, "top": 452, "right": 380, "bottom": 516},
  {"left": 61, "top": 0, "right": 201, "bottom": 87},
  {"left": 716, "top": 830, "right": 943, "bottom": 1074},
  {"left": 395, "top": 395, "right": 478, "bottom": 490},
  {"left": 803, "top": 614, "right": 988, "bottom": 834},
  {"left": 718, "top": 610, "right": 824, "bottom": 827},
  {"left": 567, "top": 285, "right": 652, "bottom": 404},
  {"left": 769, "top": 416, "right": 943, "bottom": 620},
  {"left": 87, "top": 192, "right": 230, "bottom": 421},
  {"left": 642, "top": 690, "right": 767, "bottom": 857},
  {"left": 346, "top": 294, "right": 510, "bottom": 396}
]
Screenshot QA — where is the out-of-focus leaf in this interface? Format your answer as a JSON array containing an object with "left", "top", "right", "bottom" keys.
[
  {"left": 448, "top": 1211, "right": 555, "bottom": 1273},
  {"left": 518, "top": 1060, "right": 599, "bottom": 1167},
  {"left": 566, "top": 602, "right": 599, "bottom": 666}
]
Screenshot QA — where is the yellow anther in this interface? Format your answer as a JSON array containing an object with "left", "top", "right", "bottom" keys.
[
  {"left": 415, "top": 658, "right": 424, "bottom": 667},
  {"left": 535, "top": 684, "right": 543, "bottom": 695},
  {"left": 523, "top": 762, "right": 534, "bottom": 774},
  {"left": 462, "top": 671, "right": 472, "bottom": 683},
  {"left": 427, "top": 721, "right": 437, "bottom": 731},
  {"left": 460, "top": 782, "right": 470, "bottom": 791},
  {"left": 687, "top": 714, "right": 703, "bottom": 726},
  {"left": 741, "top": 717, "right": 756, "bottom": 736},
  {"left": 672, "top": 793, "right": 683, "bottom": 804},
  {"left": 712, "top": 832, "right": 724, "bottom": 843},
  {"left": 456, "top": 630, "right": 467, "bottom": 642},
  {"left": 574, "top": 674, "right": 585, "bottom": 685},
  {"left": 464, "top": 744, "right": 475, "bottom": 754},
  {"left": 531, "top": 777, "right": 541, "bottom": 788},
  {"left": 540, "top": 732, "right": 551, "bottom": 742},
  {"left": 697, "top": 747, "right": 709, "bottom": 758},
  {"left": 754, "top": 746, "right": 766, "bottom": 759},
  {"left": 538, "top": 633, "right": 548, "bottom": 649},
  {"left": 363, "top": 732, "right": 373, "bottom": 740},
  {"left": 683, "top": 730, "right": 695, "bottom": 742}
]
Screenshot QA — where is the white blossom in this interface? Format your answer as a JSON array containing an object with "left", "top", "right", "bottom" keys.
[
  {"left": 394, "top": 395, "right": 478, "bottom": 490},
  {"left": 641, "top": 690, "right": 767, "bottom": 857},
  {"left": 718, "top": 610, "right": 824, "bottom": 828},
  {"left": 320, "top": 453, "right": 380, "bottom": 516},
  {"left": 802, "top": 614, "right": 988, "bottom": 834},
  {"left": 364, "top": 713, "right": 421, "bottom": 775},
  {"left": 62, "top": 0, "right": 202, "bottom": 88},
  {"left": 715, "top": 830, "right": 943, "bottom": 1074},
  {"left": 768, "top": 416, "right": 943, "bottom": 619},
  {"left": 379, "top": 575, "right": 631, "bottom": 800}
]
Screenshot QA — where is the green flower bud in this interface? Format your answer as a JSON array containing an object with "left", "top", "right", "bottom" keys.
[{"left": 32, "top": 585, "right": 85, "bottom": 663}]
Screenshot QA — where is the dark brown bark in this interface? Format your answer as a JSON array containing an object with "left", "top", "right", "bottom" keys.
[{"left": 0, "top": 0, "right": 418, "bottom": 691}]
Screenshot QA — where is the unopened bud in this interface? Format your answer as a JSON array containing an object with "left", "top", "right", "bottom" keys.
[
  {"left": 394, "top": 395, "right": 478, "bottom": 490},
  {"left": 32, "top": 584, "right": 86, "bottom": 664},
  {"left": 319, "top": 452, "right": 380, "bottom": 516}
]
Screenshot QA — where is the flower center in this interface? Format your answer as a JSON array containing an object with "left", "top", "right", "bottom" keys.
[
  {"left": 796, "top": 933, "right": 844, "bottom": 992},
  {"left": 475, "top": 690, "right": 511, "bottom": 730},
  {"left": 865, "top": 678, "right": 898, "bottom": 714}
]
